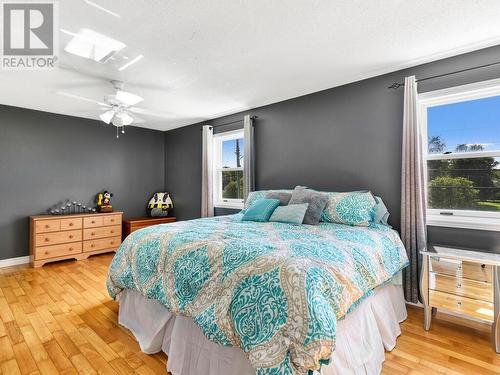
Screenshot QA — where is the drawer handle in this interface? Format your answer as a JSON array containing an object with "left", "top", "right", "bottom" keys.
[
  {"left": 91, "top": 221, "right": 95, "bottom": 224},
  {"left": 69, "top": 247, "right": 73, "bottom": 251},
  {"left": 481, "top": 264, "right": 486, "bottom": 269},
  {"left": 45, "top": 224, "right": 50, "bottom": 228},
  {"left": 91, "top": 232, "right": 95, "bottom": 236},
  {"left": 110, "top": 241, "right": 115, "bottom": 245},
  {"left": 45, "top": 238, "right": 49, "bottom": 242},
  {"left": 69, "top": 235, "right": 74, "bottom": 239},
  {"left": 110, "top": 219, "right": 115, "bottom": 222},
  {"left": 69, "top": 223, "right": 74, "bottom": 226},
  {"left": 45, "top": 251, "right": 49, "bottom": 255},
  {"left": 456, "top": 283, "right": 462, "bottom": 289},
  {"left": 91, "top": 244, "right": 95, "bottom": 248},
  {"left": 110, "top": 230, "right": 115, "bottom": 234},
  {"left": 457, "top": 301, "right": 462, "bottom": 308}
]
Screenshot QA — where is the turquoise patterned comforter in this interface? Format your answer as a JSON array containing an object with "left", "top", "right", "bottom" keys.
[{"left": 107, "top": 214, "right": 408, "bottom": 374}]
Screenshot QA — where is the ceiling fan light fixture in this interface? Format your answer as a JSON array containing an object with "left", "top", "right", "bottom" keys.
[
  {"left": 113, "top": 111, "right": 134, "bottom": 126},
  {"left": 64, "top": 28, "right": 126, "bottom": 63},
  {"left": 99, "top": 110, "right": 114, "bottom": 124}
]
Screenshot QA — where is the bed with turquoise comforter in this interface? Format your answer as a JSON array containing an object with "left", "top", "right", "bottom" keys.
[{"left": 107, "top": 214, "right": 409, "bottom": 375}]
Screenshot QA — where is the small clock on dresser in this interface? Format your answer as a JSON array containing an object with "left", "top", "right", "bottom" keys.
[{"left": 420, "top": 245, "right": 500, "bottom": 352}]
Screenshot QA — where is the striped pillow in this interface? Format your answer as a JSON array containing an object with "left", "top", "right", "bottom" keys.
[{"left": 241, "top": 199, "right": 281, "bottom": 222}]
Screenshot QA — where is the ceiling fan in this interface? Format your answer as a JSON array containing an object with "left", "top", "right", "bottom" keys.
[{"left": 56, "top": 80, "right": 152, "bottom": 138}]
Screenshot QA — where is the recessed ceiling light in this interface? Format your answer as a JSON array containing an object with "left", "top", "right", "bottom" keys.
[
  {"left": 64, "top": 28, "right": 126, "bottom": 63},
  {"left": 118, "top": 54, "right": 144, "bottom": 71}
]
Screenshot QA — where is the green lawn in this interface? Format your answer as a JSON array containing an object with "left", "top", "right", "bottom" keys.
[{"left": 477, "top": 201, "right": 500, "bottom": 210}]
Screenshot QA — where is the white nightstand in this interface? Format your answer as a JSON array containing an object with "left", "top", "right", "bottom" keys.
[{"left": 420, "top": 245, "right": 500, "bottom": 352}]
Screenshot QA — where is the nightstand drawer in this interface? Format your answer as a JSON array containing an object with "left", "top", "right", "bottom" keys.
[
  {"left": 83, "top": 225, "right": 121, "bottom": 240},
  {"left": 429, "top": 290, "right": 494, "bottom": 322},
  {"left": 83, "top": 236, "right": 121, "bottom": 252},
  {"left": 430, "top": 256, "right": 492, "bottom": 282},
  {"left": 36, "top": 229, "right": 82, "bottom": 246},
  {"left": 429, "top": 272, "right": 493, "bottom": 302},
  {"left": 35, "top": 242, "right": 82, "bottom": 260}
]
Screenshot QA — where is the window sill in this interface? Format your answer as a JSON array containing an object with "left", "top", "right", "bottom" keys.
[
  {"left": 214, "top": 203, "right": 244, "bottom": 210},
  {"left": 427, "top": 214, "right": 500, "bottom": 232}
]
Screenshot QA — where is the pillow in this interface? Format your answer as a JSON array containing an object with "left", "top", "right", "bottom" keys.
[
  {"left": 320, "top": 191, "right": 377, "bottom": 226},
  {"left": 245, "top": 189, "right": 293, "bottom": 208},
  {"left": 288, "top": 186, "right": 328, "bottom": 225},
  {"left": 241, "top": 199, "right": 280, "bottom": 222},
  {"left": 373, "top": 196, "right": 390, "bottom": 226},
  {"left": 269, "top": 203, "right": 309, "bottom": 224},
  {"left": 265, "top": 191, "right": 292, "bottom": 206}
]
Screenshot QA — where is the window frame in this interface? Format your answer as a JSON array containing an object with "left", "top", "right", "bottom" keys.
[
  {"left": 212, "top": 129, "right": 245, "bottom": 209},
  {"left": 419, "top": 78, "right": 500, "bottom": 232}
]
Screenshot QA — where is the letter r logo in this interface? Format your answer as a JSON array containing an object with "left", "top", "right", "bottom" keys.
[{"left": 3, "top": 2, "right": 54, "bottom": 55}]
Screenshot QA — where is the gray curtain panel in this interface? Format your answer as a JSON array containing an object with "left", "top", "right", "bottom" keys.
[
  {"left": 243, "top": 115, "right": 255, "bottom": 199},
  {"left": 201, "top": 125, "right": 214, "bottom": 217},
  {"left": 401, "top": 76, "right": 427, "bottom": 303}
]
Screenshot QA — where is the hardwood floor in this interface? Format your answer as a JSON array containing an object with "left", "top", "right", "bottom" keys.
[{"left": 0, "top": 254, "right": 498, "bottom": 375}]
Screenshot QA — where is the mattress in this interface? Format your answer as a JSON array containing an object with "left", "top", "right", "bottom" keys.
[{"left": 118, "top": 282, "right": 407, "bottom": 375}]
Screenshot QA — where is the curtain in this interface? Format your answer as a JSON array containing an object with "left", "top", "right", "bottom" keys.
[
  {"left": 201, "top": 125, "right": 214, "bottom": 217},
  {"left": 243, "top": 115, "right": 255, "bottom": 199},
  {"left": 401, "top": 75, "right": 427, "bottom": 303}
]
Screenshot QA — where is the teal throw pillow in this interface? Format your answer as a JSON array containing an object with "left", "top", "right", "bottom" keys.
[{"left": 241, "top": 199, "right": 281, "bottom": 222}]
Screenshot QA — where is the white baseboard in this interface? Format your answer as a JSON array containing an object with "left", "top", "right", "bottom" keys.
[{"left": 0, "top": 256, "right": 30, "bottom": 268}]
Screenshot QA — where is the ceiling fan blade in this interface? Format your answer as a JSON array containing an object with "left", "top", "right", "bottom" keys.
[
  {"left": 55, "top": 91, "right": 107, "bottom": 106},
  {"left": 129, "top": 107, "right": 176, "bottom": 119},
  {"left": 99, "top": 110, "right": 115, "bottom": 124},
  {"left": 115, "top": 90, "right": 143, "bottom": 106}
]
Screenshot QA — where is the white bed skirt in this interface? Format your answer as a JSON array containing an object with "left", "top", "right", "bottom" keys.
[{"left": 118, "top": 284, "right": 407, "bottom": 375}]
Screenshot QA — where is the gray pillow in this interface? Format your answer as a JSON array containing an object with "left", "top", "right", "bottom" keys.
[
  {"left": 288, "top": 186, "right": 328, "bottom": 225},
  {"left": 265, "top": 192, "right": 292, "bottom": 206}
]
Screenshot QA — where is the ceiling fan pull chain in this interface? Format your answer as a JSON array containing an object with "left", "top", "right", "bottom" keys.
[{"left": 116, "top": 126, "right": 119, "bottom": 139}]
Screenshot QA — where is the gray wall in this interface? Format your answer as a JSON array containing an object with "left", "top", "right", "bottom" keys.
[
  {"left": 0, "top": 105, "right": 165, "bottom": 260},
  {"left": 165, "top": 45, "right": 500, "bottom": 252}
]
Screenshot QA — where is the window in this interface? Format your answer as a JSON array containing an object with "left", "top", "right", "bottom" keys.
[
  {"left": 419, "top": 79, "right": 500, "bottom": 231},
  {"left": 213, "top": 130, "right": 245, "bottom": 209}
]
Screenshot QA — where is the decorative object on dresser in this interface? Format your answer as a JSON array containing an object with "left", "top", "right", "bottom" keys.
[
  {"left": 147, "top": 192, "right": 173, "bottom": 217},
  {"left": 30, "top": 212, "right": 123, "bottom": 267},
  {"left": 48, "top": 200, "right": 97, "bottom": 215},
  {"left": 97, "top": 190, "right": 114, "bottom": 212},
  {"left": 420, "top": 245, "right": 500, "bottom": 352},
  {"left": 123, "top": 216, "right": 176, "bottom": 238}
]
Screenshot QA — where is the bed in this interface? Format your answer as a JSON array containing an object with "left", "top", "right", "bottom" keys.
[{"left": 107, "top": 213, "right": 409, "bottom": 374}]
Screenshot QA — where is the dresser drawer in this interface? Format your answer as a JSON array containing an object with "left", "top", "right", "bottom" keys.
[
  {"left": 36, "top": 229, "right": 82, "bottom": 246},
  {"left": 429, "top": 272, "right": 493, "bottom": 302},
  {"left": 430, "top": 256, "right": 492, "bottom": 282},
  {"left": 429, "top": 290, "right": 494, "bottom": 322},
  {"left": 103, "top": 215, "right": 121, "bottom": 226},
  {"left": 83, "top": 216, "right": 103, "bottom": 228},
  {"left": 83, "top": 236, "right": 121, "bottom": 253},
  {"left": 83, "top": 225, "right": 121, "bottom": 240},
  {"left": 35, "top": 242, "right": 82, "bottom": 260},
  {"left": 35, "top": 220, "right": 60, "bottom": 233},
  {"left": 60, "top": 217, "right": 82, "bottom": 231}
]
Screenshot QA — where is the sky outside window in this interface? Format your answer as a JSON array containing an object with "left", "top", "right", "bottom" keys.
[{"left": 428, "top": 95, "right": 500, "bottom": 154}]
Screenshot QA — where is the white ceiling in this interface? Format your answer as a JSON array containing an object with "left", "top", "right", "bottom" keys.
[{"left": 2, "top": 0, "right": 500, "bottom": 131}]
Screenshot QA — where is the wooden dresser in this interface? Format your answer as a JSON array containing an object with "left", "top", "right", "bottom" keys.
[
  {"left": 123, "top": 216, "right": 176, "bottom": 238},
  {"left": 420, "top": 245, "right": 500, "bottom": 352},
  {"left": 30, "top": 212, "right": 123, "bottom": 267}
]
